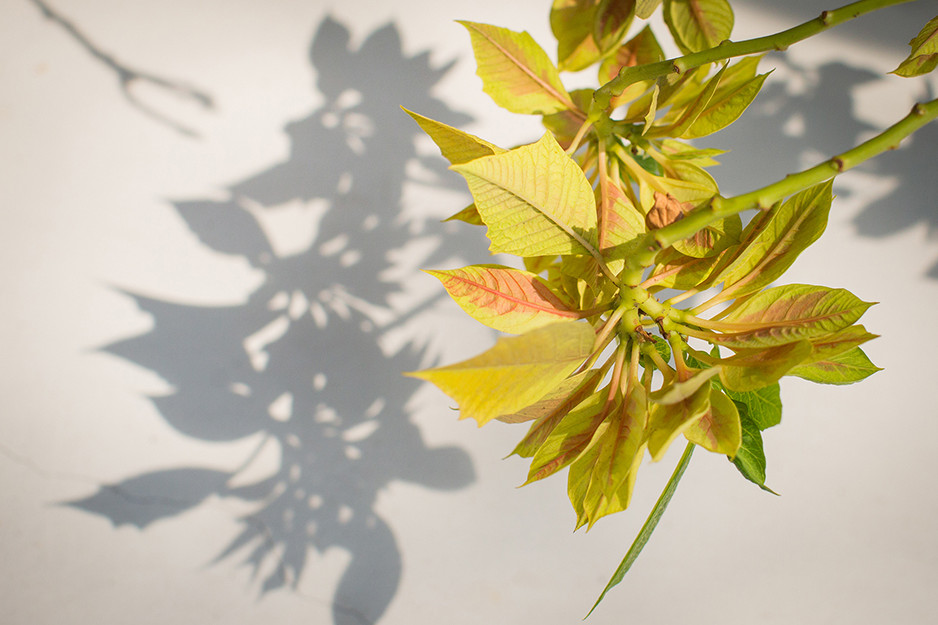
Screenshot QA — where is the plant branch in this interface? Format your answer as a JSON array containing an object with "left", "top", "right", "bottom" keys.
[
  {"left": 592, "top": 0, "right": 916, "bottom": 113},
  {"left": 636, "top": 98, "right": 938, "bottom": 264}
]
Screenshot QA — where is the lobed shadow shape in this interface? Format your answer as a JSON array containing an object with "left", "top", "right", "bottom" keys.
[
  {"left": 70, "top": 17, "right": 484, "bottom": 625},
  {"left": 706, "top": 56, "right": 938, "bottom": 275}
]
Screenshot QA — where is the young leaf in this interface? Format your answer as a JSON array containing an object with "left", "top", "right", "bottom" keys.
[
  {"left": 406, "top": 322, "right": 595, "bottom": 426},
  {"left": 798, "top": 324, "right": 878, "bottom": 365},
  {"left": 551, "top": 0, "right": 604, "bottom": 72},
  {"left": 507, "top": 370, "right": 604, "bottom": 452},
  {"left": 647, "top": 383, "right": 711, "bottom": 460},
  {"left": 403, "top": 108, "right": 505, "bottom": 164},
  {"left": 443, "top": 203, "right": 484, "bottom": 225},
  {"left": 542, "top": 89, "right": 592, "bottom": 149},
  {"left": 571, "top": 386, "right": 648, "bottom": 529},
  {"left": 730, "top": 404, "right": 776, "bottom": 492},
  {"left": 891, "top": 16, "right": 938, "bottom": 77},
  {"left": 526, "top": 389, "right": 610, "bottom": 483},
  {"left": 684, "top": 387, "right": 741, "bottom": 457},
  {"left": 683, "top": 70, "right": 770, "bottom": 139},
  {"left": 459, "top": 21, "right": 575, "bottom": 114},
  {"left": 718, "top": 180, "right": 834, "bottom": 300},
  {"left": 718, "top": 340, "right": 813, "bottom": 391},
  {"left": 635, "top": 0, "right": 662, "bottom": 19},
  {"left": 593, "top": 0, "right": 636, "bottom": 54},
  {"left": 663, "top": 0, "right": 734, "bottom": 54},
  {"left": 598, "top": 25, "right": 665, "bottom": 84},
  {"left": 788, "top": 346, "right": 882, "bottom": 385},
  {"left": 426, "top": 264, "right": 584, "bottom": 335},
  {"left": 724, "top": 383, "right": 781, "bottom": 430},
  {"left": 599, "top": 178, "right": 647, "bottom": 256},
  {"left": 716, "top": 284, "right": 874, "bottom": 348},
  {"left": 452, "top": 132, "right": 600, "bottom": 257}
]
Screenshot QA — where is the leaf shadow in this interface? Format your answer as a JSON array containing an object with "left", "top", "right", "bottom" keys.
[
  {"left": 66, "top": 16, "right": 486, "bottom": 624},
  {"left": 710, "top": 1, "right": 938, "bottom": 276}
]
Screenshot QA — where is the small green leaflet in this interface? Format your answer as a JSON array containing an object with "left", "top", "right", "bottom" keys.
[
  {"left": 891, "top": 16, "right": 938, "bottom": 77},
  {"left": 731, "top": 405, "right": 777, "bottom": 493},
  {"left": 788, "top": 346, "right": 881, "bottom": 385}
]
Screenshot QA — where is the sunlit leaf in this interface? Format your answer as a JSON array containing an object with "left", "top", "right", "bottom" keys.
[
  {"left": 799, "top": 324, "right": 878, "bottom": 365},
  {"left": 599, "top": 178, "right": 647, "bottom": 256},
  {"left": 684, "top": 387, "right": 740, "bottom": 456},
  {"left": 526, "top": 389, "right": 610, "bottom": 483},
  {"left": 788, "top": 346, "right": 882, "bottom": 385},
  {"left": 663, "top": 0, "right": 734, "bottom": 54},
  {"left": 570, "top": 385, "right": 648, "bottom": 529},
  {"left": 459, "top": 21, "right": 574, "bottom": 114},
  {"left": 452, "top": 132, "right": 599, "bottom": 257},
  {"left": 507, "top": 370, "right": 604, "bottom": 450},
  {"left": 891, "top": 16, "right": 938, "bottom": 77},
  {"left": 651, "top": 367, "right": 720, "bottom": 404},
  {"left": 718, "top": 340, "right": 813, "bottom": 391},
  {"left": 718, "top": 180, "right": 833, "bottom": 299},
  {"left": 426, "top": 264, "right": 584, "bottom": 335},
  {"left": 648, "top": 62, "right": 728, "bottom": 137},
  {"left": 716, "top": 284, "right": 874, "bottom": 348},
  {"left": 684, "top": 70, "right": 770, "bottom": 138},
  {"left": 673, "top": 213, "right": 741, "bottom": 258},
  {"left": 403, "top": 108, "right": 505, "bottom": 164},
  {"left": 406, "top": 322, "right": 595, "bottom": 426}
]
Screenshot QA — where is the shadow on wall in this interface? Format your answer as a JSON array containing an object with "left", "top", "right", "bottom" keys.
[
  {"left": 67, "top": 17, "right": 482, "bottom": 625},
  {"left": 707, "top": 56, "right": 938, "bottom": 275}
]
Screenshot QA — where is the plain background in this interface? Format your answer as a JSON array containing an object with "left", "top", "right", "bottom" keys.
[{"left": 2, "top": 1, "right": 937, "bottom": 623}]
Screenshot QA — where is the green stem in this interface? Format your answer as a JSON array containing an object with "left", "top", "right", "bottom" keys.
[
  {"left": 632, "top": 97, "right": 938, "bottom": 266},
  {"left": 586, "top": 442, "right": 696, "bottom": 618},
  {"left": 592, "top": 0, "right": 915, "bottom": 112}
]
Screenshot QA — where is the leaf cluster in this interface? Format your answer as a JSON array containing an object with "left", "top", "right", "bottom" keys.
[{"left": 403, "top": 0, "right": 936, "bottom": 607}]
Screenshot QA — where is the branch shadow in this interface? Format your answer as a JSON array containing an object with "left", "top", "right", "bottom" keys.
[
  {"left": 67, "top": 16, "right": 485, "bottom": 624},
  {"left": 706, "top": 56, "right": 938, "bottom": 275}
]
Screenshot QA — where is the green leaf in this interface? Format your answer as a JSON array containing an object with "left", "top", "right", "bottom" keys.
[
  {"left": 635, "top": 0, "right": 662, "bottom": 19},
  {"left": 443, "top": 203, "right": 484, "bottom": 225},
  {"left": 551, "top": 0, "right": 603, "bottom": 72},
  {"left": 459, "top": 21, "right": 574, "bottom": 115},
  {"left": 663, "top": 0, "right": 734, "bottom": 54},
  {"left": 683, "top": 69, "right": 770, "bottom": 139},
  {"left": 716, "top": 284, "right": 874, "bottom": 348},
  {"left": 526, "top": 389, "right": 609, "bottom": 483},
  {"left": 718, "top": 180, "right": 834, "bottom": 299},
  {"left": 684, "top": 387, "right": 741, "bottom": 457},
  {"left": 598, "top": 177, "right": 647, "bottom": 256},
  {"left": 647, "top": 382, "right": 710, "bottom": 460},
  {"left": 891, "top": 16, "right": 938, "bottom": 77},
  {"left": 452, "top": 132, "right": 600, "bottom": 257},
  {"left": 587, "top": 442, "right": 694, "bottom": 617},
  {"left": 673, "top": 213, "right": 741, "bottom": 259},
  {"left": 725, "top": 383, "right": 781, "bottom": 430},
  {"left": 651, "top": 367, "right": 720, "bottom": 404},
  {"left": 648, "top": 62, "right": 729, "bottom": 138},
  {"left": 643, "top": 247, "right": 730, "bottom": 290},
  {"left": 788, "top": 346, "right": 882, "bottom": 385},
  {"left": 426, "top": 264, "right": 584, "bottom": 335},
  {"left": 718, "top": 340, "right": 813, "bottom": 392},
  {"left": 798, "top": 324, "right": 878, "bottom": 365},
  {"left": 406, "top": 322, "right": 594, "bottom": 426},
  {"left": 730, "top": 404, "right": 776, "bottom": 493},
  {"left": 403, "top": 108, "right": 505, "bottom": 164}
]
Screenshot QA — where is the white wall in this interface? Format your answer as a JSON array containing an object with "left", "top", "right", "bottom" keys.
[{"left": 2, "top": 1, "right": 936, "bottom": 623}]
